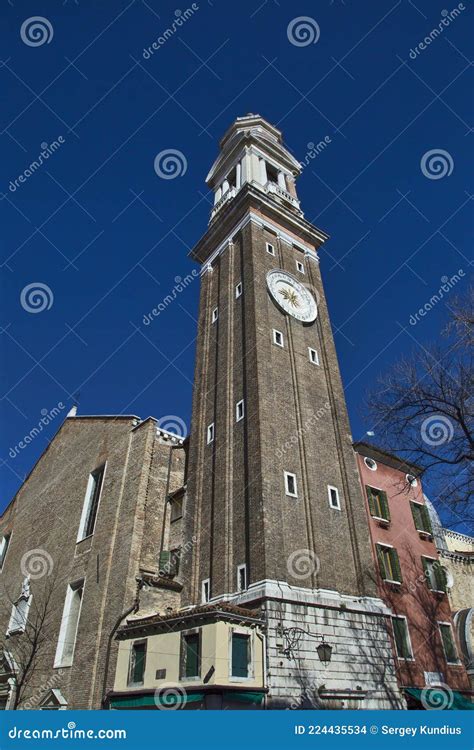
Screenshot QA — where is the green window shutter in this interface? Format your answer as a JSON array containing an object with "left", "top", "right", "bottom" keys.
[
  {"left": 159, "top": 551, "right": 171, "bottom": 575},
  {"left": 392, "top": 618, "right": 410, "bottom": 659},
  {"left": 421, "top": 557, "right": 432, "bottom": 589},
  {"left": 366, "top": 486, "right": 377, "bottom": 516},
  {"left": 131, "top": 642, "right": 146, "bottom": 684},
  {"left": 421, "top": 505, "right": 433, "bottom": 535},
  {"left": 440, "top": 624, "right": 457, "bottom": 663},
  {"left": 380, "top": 490, "right": 390, "bottom": 521},
  {"left": 435, "top": 564, "right": 448, "bottom": 593},
  {"left": 390, "top": 548, "right": 403, "bottom": 583},
  {"left": 376, "top": 544, "right": 387, "bottom": 579},
  {"left": 232, "top": 634, "right": 249, "bottom": 678},
  {"left": 410, "top": 502, "right": 421, "bottom": 530},
  {"left": 185, "top": 633, "right": 200, "bottom": 678}
]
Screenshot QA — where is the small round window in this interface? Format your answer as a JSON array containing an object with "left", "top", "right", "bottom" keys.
[
  {"left": 406, "top": 474, "right": 418, "bottom": 488},
  {"left": 364, "top": 457, "right": 377, "bottom": 471}
]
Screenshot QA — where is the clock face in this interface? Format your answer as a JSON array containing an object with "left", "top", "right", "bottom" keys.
[{"left": 266, "top": 270, "right": 317, "bottom": 323}]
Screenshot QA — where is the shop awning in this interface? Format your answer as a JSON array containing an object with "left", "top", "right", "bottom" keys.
[
  {"left": 110, "top": 692, "right": 204, "bottom": 709},
  {"left": 405, "top": 688, "right": 473, "bottom": 710}
]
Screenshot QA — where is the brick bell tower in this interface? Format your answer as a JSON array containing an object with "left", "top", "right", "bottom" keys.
[{"left": 181, "top": 115, "right": 402, "bottom": 708}]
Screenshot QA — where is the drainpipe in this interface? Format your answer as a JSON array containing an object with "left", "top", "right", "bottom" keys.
[
  {"left": 101, "top": 580, "right": 142, "bottom": 708},
  {"left": 256, "top": 623, "right": 268, "bottom": 710}
]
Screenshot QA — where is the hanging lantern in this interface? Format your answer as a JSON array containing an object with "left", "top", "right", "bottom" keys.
[{"left": 317, "top": 640, "right": 333, "bottom": 665}]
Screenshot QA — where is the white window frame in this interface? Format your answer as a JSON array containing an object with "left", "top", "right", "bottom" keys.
[
  {"left": 273, "top": 329, "right": 284, "bottom": 348},
  {"left": 54, "top": 580, "right": 85, "bottom": 669},
  {"left": 7, "top": 578, "right": 32, "bottom": 636},
  {"left": 235, "top": 282, "right": 242, "bottom": 298},
  {"left": 364, "top": 457, "right": 377, "bottom": 471},
  {"left": 308, "top": 347, "right": 319, "bottom": 365},
  {"left": 327, "top": 485, "right": 341, "bottom": 510},
  {"left": 438, "top": 621, "right": 459, "bottom": 665},
  {"left": 236, "top": 399, "right": 245, "bottom": 422},
  {"left": 206, "top": 423, "right": 215, "bottom": 444},
  {"left": 201, "top": 579, "right": 210, "bottom": 604},
  {"left": 237, "top": 564, "right": 247, "bottom": 592},
  {"left": 266, "top": 242, "right": 275, "bottom": 256},
  {"left": 422, "top": 555, "right": 445, "bottom": 594},
  {"left": 0, "top": 533, "right": 11, "bottom": 571},
  {"left": 296, "top": 260, "right": 305, "bottom": 274},
  {"left": 391, "top": 615, "right": 414, "bottom": 661},
  {"left": 76, "top": 463, "right": 107, "bottom": 543},
  {"left": 211, "top": 307, "right": 218, "bottom": 324},
  {"left": 284, "top": 472, "right": 298, "bottom": 498}
]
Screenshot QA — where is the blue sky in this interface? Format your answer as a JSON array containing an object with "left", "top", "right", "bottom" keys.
[{"left": 1, "top": 0, "right": 472, "bottom": 525}]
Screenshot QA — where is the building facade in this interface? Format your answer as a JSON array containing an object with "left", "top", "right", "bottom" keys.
[
  {"left": 0, "top": 415, "right": 185, "bottom": 709},
  {"left": 354, "top": 443, "right": 471, "bottom": 708}
]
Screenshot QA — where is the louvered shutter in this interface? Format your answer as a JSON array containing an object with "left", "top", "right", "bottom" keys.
[{"left": 390, "top": 548, "right": 403, "bottom": 583}]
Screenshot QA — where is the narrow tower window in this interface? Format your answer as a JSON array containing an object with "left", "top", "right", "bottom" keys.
[
  {"left": 206, "top": 423, "right": 215, "bottom": 444},
  {"left": 236, "top": 400, "right": 245, "bottom": 422},
  {"left": 237, "top": 564, "right": 247, "bottom": 592},
  {"left": 296, "top": 260, "right": 305, "bottom": 274},
  {"left": 273, "top": 329, "right": 284, "bottom": 347},
  {"left": 54, "top": 580, "right": 84, "bottom": 667},
  {"left": 266, "top": 242, "right": 275, "bottom": 256},
  {"left": 235, "top": 281, "right": 242, "bottom": 298},
  {"left": 201, "top": 579, "right": 210, "bottom": 603},
  {"left": 211, "top": 307, "right": 218, "bottom": 324},
  {"left": 77, "top": 465, "right": 105, "bottom": 542},
  {"left": 308, "top": 347, "right": 319, "bottom": 365},
  {"left": 284, "top": 472, "right": 298, "bottom": 498},
  {"left": 328, "top": 485, "right": 341, "bottom": 510}
]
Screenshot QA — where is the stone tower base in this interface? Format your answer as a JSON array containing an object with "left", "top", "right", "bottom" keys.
[{"left": 225, "top": 581, "right": 405, "bottom": 710}]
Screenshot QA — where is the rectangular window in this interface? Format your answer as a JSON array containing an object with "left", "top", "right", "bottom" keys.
[
  {"left": 128, "top": 641, "right": 147, "bottom": 685},
  {"left": 201, "top": 579, "right": 210, "bottom": 603},
  {"left": 410, "top": 502, "right": 433, "bottom": 536},
  {"left": 212, "top": 307, "right": 218, "bottom": 323},
  {"left": 7, "top": 578, "right": 31, "bottom": 635},
  {"left": 366, "top": 486, "right": 391, "bottom": 522},
  {"left": 236, "top": 399, "right": 245, "bottom": 422},
  {"left": 284, "top": 472, "right": 298, "bottom": 498},
  {"left": 235, "top": 282, "right": 242, "bottom": 298},
  {"left": 207, "top": 423, "right": 215, "bottom": 444},
  {"left": 422, "top": 557, "right": 447, "bottom": 593},
  {"left": 266, "top": 242, "right": 275, "bottom": 256},
  {"left": 438, "top": 623, "right": 459, "bottom": 664},
  {"left": 231, "top": 633, "right": 250, "bottom": 678},
  {"left": 376, "top": 544, "right": 402, "bottom": 584},
  {"left": 0, "top": 534, "right": 11, "bottom": 571},
  {"left": 296, "top": 260, "right": 305, "bottom": 274},
  {"left": 391, "top": 616, "right": 413, "bottom": 660},
  {"left": 183, "top": 632, "right": 200, "bottom": 678},
  {"left": 77, "top": 465, "right": 105, "bottom": 542},
  {"left": 170, "top": 496, "right": 183, "bottom": 522},
  {"left": 308, "top": 347, "right": 319, "bottom": 365},
  {"left": 328, "top": 485, "right": 341, "bottom": 510},
  {"left": 54, "top": 581, "right": 84, "bottom": 668},
  {"left": 237, "top": 564, "right": 247, "bottom": 592},
  {"left": 273, "top": 329, "right": 284, "bottom": 347}
]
